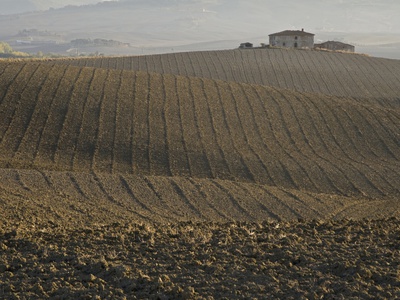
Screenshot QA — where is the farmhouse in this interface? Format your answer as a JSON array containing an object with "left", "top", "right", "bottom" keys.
[
  {"left": 239, "top": 42, "right": 253, "bottom": 49},
  {"left": 269, "top": 29, "right": 314, "bottom": 49},
  {"left": 314, "top": 41, "right": 355, "bottom": 53}
]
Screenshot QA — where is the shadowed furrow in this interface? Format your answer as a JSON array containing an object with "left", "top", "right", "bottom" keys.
[
  {"left": 1, "top": 169, "right": 399, "bottom": 227},
  {"left": 50, "top": 49, "right": 400, "bottom": 105},
  {"left": 0, "top": 61, "right": 399, "bottom": 200}
]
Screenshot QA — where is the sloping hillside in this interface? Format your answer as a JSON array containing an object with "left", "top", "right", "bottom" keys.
[
  {"left": 52, "top": 49, "right": 400, "bottom": 108},
  {"left": 1, "top": 50, "right": 400, "bottom": 299},
  {"left": 0, "top": 60, "right": 399, "bottom": 228},
  {"left": 1, "top": 62, "right": 399, "bottom": 195}
]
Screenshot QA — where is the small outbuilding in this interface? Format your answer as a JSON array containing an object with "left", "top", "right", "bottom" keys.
[
  {"left": 269, "top": 29, "right": 314, "bottom": 49},
  {"left": 314, "top": 41, "right": 355, "bottom": 53},
  {"left": 239, "top": 42, "right": 253, "bottom": 49}
]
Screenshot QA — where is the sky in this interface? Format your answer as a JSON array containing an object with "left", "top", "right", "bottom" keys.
[
  {"left": 1, "top": 0, "right": 399, "bottom": 58},
  {"left": 2, "top": 0, "right": 399, "bottom": 33}
]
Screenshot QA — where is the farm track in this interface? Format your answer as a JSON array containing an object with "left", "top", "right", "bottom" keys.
[{"left": 1, "top": 51, "right": 400, "bottom": 299}]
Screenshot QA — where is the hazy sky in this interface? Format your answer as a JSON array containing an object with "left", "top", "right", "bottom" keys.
[
  {"left": 2, "top": 0, "right": 399, "bottom": 34},
  {"left": 2, "top": 0, "right": 400, "bottom": 58}
]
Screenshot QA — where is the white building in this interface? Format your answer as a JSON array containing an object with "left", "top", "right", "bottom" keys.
[{"left": 269, "top": 29, "right": 314, "bottom": 49}]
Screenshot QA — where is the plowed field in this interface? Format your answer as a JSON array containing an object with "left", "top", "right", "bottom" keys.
[{"left": 1, "top": 49, "right": 399, "bottom": 299}]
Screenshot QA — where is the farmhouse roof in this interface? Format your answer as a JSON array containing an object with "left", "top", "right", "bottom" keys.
[
  {"left": 269, "top": 29, "right": 314, "bottom": 37},
  {"left": 317, "top": 41, "right": 354, "bottom": 47}
]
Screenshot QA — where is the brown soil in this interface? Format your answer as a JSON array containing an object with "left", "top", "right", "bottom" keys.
[
  {"left": 1, "top": 220, "right": 399, "bottom": 299},
  {"left": 0, "top": 50, "right": 399, "bottom": 298}
]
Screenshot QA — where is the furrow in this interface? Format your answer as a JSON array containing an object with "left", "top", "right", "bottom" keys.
[
  {"left": 54, "top": 67, "right": 95, "bottom": 170},
  {"left": 0, "top": 63, "right": 46, "bottom": 160},
  {"left": 13, "top": 64, "right": 68, "bottom": 165},
  {"left": 148, "top": 72, "right": 171, "bottom": 176},
  {"left": 189, "top": 77, "right": 228, "bottom": 178},
  {"left": 211, "top": 80, "right": 254, "bottom": 182},
  {"left": 73, "top": 68, "right": 108, "bottom": 172},
  {"left": 35, "top": 66, "right": 82, "bottom": 168},
  {"left": 118, "top": 175, "right": 163, "bottom": 223},
  {"left": 113, "top": 69, "right": 136, "bottom": 173}
]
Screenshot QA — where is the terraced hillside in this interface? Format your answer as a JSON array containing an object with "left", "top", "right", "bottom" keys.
[
  {"left": 1, "top": 52, "right": 400, "bottom": 299},
  {"left": 52, "top": 49, "right": 400, "bottom": 108}
]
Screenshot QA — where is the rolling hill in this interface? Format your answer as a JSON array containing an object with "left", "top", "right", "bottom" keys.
[
  {"left": 0, "top": 49, "right": 399, "bottom": 299},
  {"left": 0, "top": 52, "right": 399, "bottom": 226},
  {"left": 52, "top": 49, "right": 400, "bottom": 107}
]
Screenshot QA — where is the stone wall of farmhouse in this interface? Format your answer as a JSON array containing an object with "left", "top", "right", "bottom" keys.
[{"left": 269, "top": 35, "right": 314, "bottom": 49}]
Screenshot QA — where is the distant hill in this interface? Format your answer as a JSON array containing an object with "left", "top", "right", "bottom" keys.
[
  {"left": 1, "top": 0, "right": 37, "bottom": 15},
  {"left": 0, "top": 0, "right": 101, "bottom": 14},
  {"left": 1, "top": 0, "right": 400, "bottom": 59},
  {"left": 52, "top": 48, "right": 400, "bottom": 107}
]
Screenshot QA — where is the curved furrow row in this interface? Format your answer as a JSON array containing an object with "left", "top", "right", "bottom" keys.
[
  {"left": 248, "top": 85, "right": 300, "bottom": 190},
  {"left": 285, "top": 92, "right": 363, "bottom": 195},
  {"left": 202, "top": 51, "right": 226, "bottom": 83},
  {"left": 209, "top": 79, "right": 254, "bottom": 182},
  {"left": 238, "top": 84, "right": 282, "bottom": 186},
  {"left": 0, "top": 64, "right": 49, "bottom": 161},
  {"left": 148, "top": 72, "right": 171, "bottom": 176},
  {"left": 96, "top": 68, "right": 122, "bottom": 173},
  {"left": 72, "top": 68, "right": 108, "bottom": 172},
  {"left": 1, "top": 168, "right": 400, "bottom": 223},
  {"left": 0, "top": 62, "right": 399, "bottom": 198},
  {"left": 294, "top": 92, "right": 394, "bottom": 197},
  {"left": 194, "top": 52, "right": 213, "bottom": 78},
  {"left": 163, "top": 75, "right": 190, "bottom": 176},
  {"left": 286, "top": 51, "right": 309, "bottom": 92},
  {"left": 291, "top": 50, "right": 320, "bottom": 94},
  {"left": 0, "top": 63, "right": 26, "bottom": 107},
  {"left": 131, "top": 72, "right": 150, "bottom": 174},
  {"left": 268, "top": 88, "right": 332, "bottom": 192},
  {"left": 0, "top": 64, "right": 40, "bottom": 141},
  {"left": 190, "top": 78, "right": 229, "bottom": 178},
  {"left": 172, "top": 75, "right": 193, "bottom": 176},
  {"left": 254, "top": 86, "right": 312, "bottom": 190},
  {"left": 141, "top": 176, "right": 182, "bottom": 222},
  {"left": 229, "top": 83, "right": 274, "bottom": 184},
  {"left": 53, "top": 49, "right": 400, "bottom": 103},
  {"left": 13, "top": 64, "right": 69, "bottom": 163},
  {"left": 224, "top": 82, "right": 272, "bottom": 183},
  {"left": 177, "top": 76, "right": 207, "bottom": 177},
  {"left": 88, "top": 172, "right": 155, "bottom": 223},
  {"left": 272, "top": 89, "right": 344, "bottom": 195},
  {"left": 354, "top": 54, "right": 400, "bottom": 97},
  {"left": 216, "top": 80, "right": 261, "bottom": 180},
  {"left": 112, "top": 70, "right": 136, "bottom": 174},
  {"left": 33, "top": 66, "right": 83, "bottom": 168},
  {"left": 54, "top": 67, "right": 96, "bottom": 169},
  {"left": 188, "top": 52, "right": 206, "bottom": 78},
  {"left": 241, "top": 50, "right": 260, "bottom": 85},
  {"left": 297, "top": 92, "right": 398, "bottom": 197}
]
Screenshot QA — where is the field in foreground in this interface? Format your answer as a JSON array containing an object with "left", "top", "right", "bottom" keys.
[
  {"left": 0, "top": 49, "right": 400, "bottom": 298},
  {"left": 1, "top": 220, "right": 400, "bottom": 299}
]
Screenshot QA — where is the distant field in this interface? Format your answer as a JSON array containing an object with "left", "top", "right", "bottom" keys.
[
  {"left": 50, "top": 48, "right": 400, "bottom": 107},
  {"left": 0, "top": 50, "right": 399, "bottom": 299}
]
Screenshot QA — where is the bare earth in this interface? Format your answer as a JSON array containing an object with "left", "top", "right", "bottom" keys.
[
  {"left": 0, "top": 49, "right": 400, "bottom": 298},
  {"left": 1, "top": 220, "right": 400, "bottom": 299}
]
